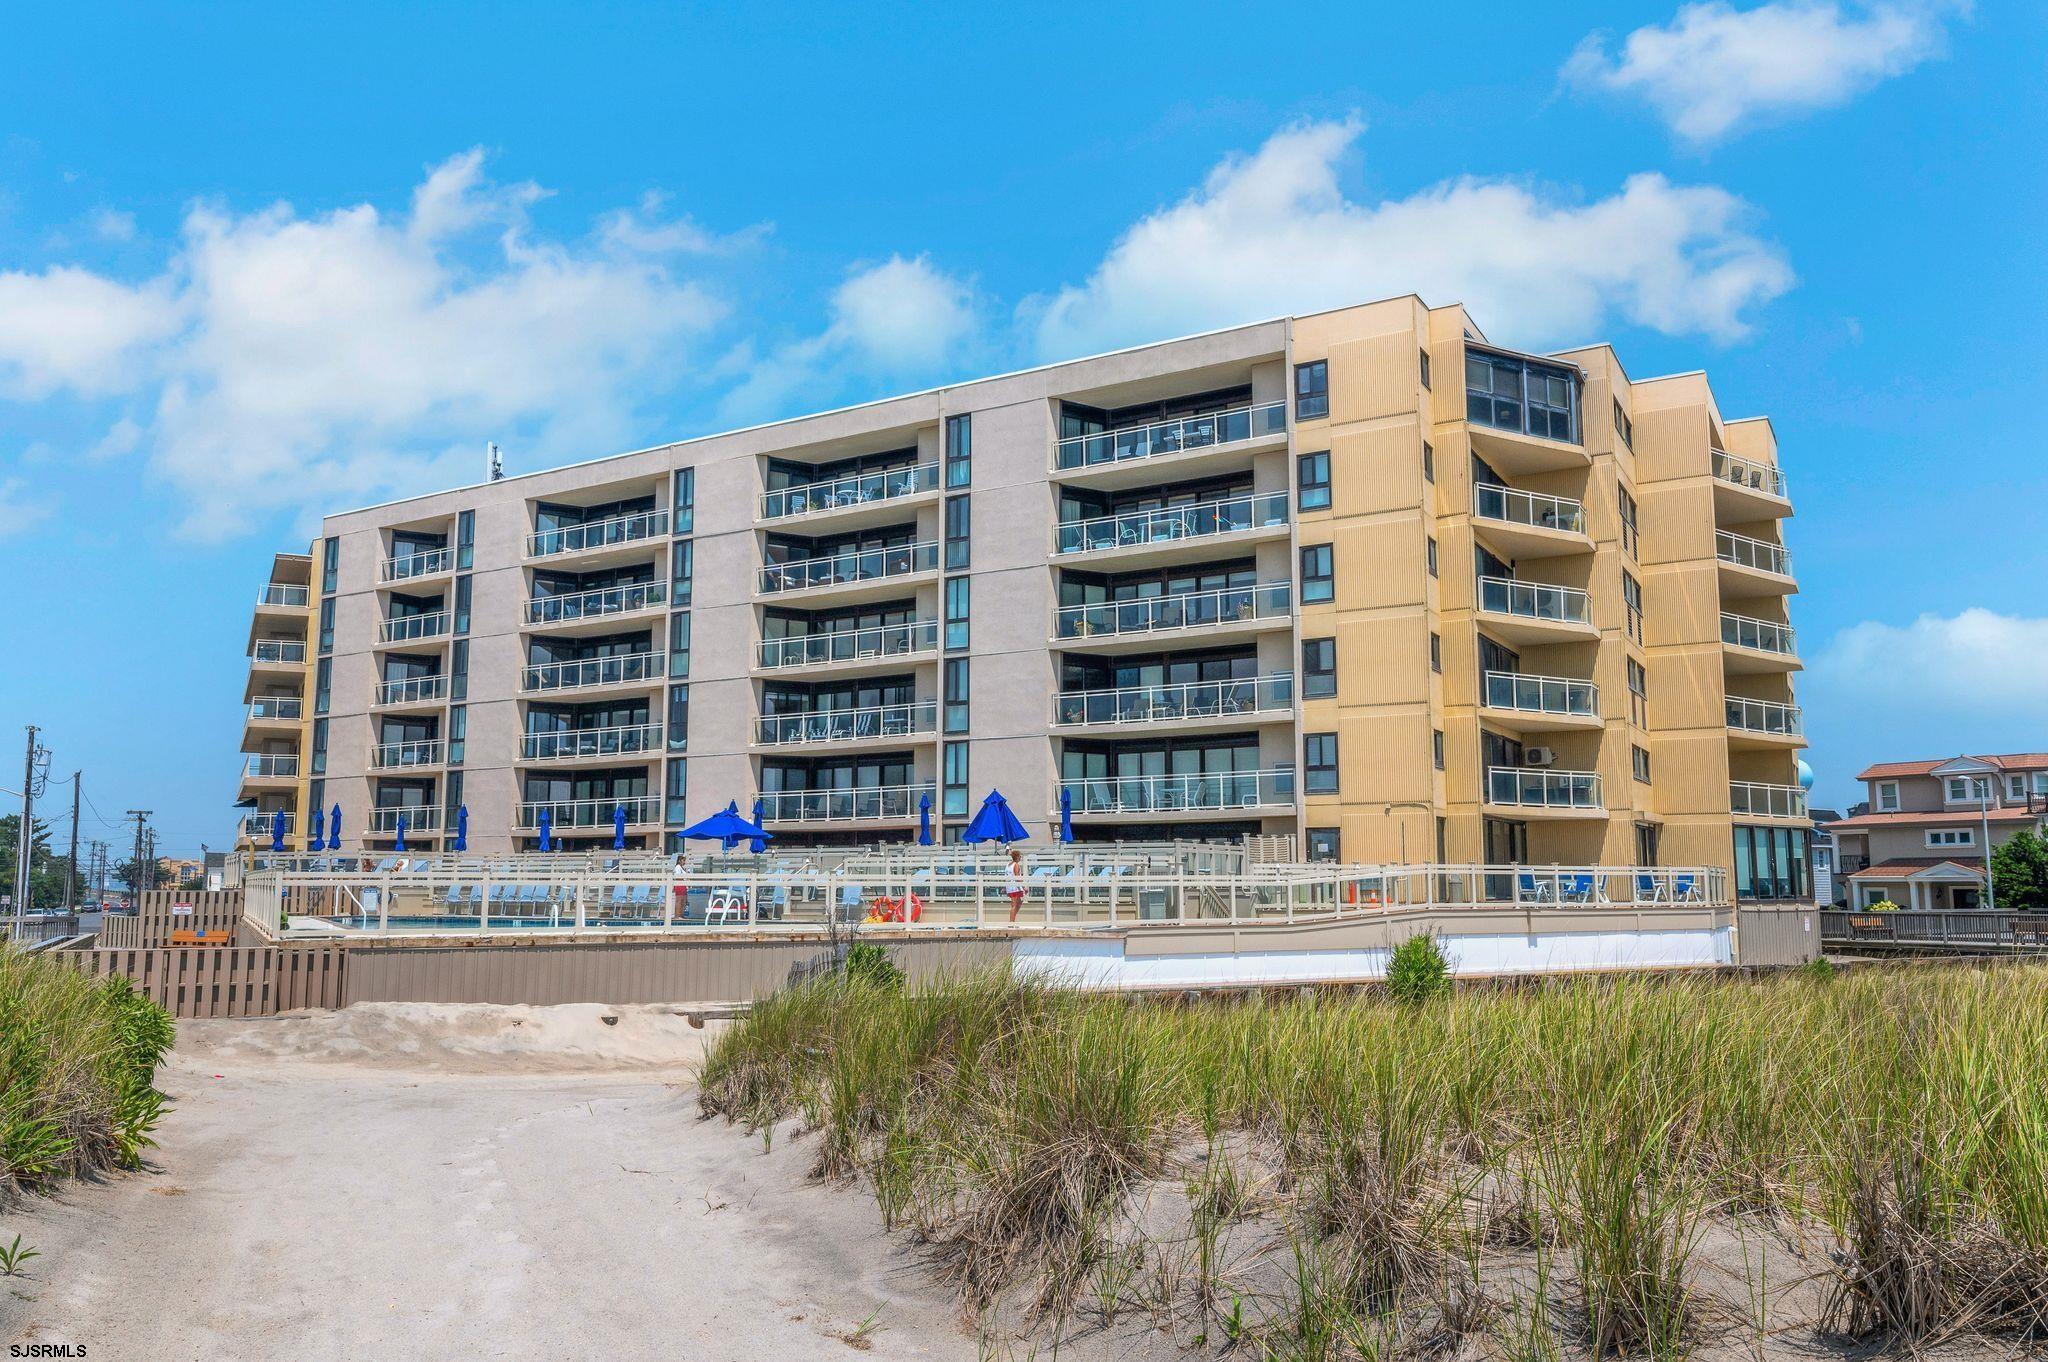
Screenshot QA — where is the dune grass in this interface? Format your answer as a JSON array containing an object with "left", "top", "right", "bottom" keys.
[{"left": 702, "top": 962, "right": 2048, "bottom": 1356}]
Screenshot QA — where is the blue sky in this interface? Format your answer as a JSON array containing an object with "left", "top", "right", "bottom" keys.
[{"left": 2, "top": 0, "right": 2044, "bottom": 854}]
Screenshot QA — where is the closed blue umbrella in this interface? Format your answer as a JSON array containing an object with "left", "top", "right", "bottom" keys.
[
  {"left": 1059, "top": 786, "right": 1074, "bottom": 843},
  {"left": 962, "top": 790, "right": 1029, "bottom": 845},
  {"left": 394, "top": 813, "right": 408, "bottom": 853},
  {"left": 269, "top": 809, "right": 287, "bottom": 853},
  {"left": 612, "top": 802, "right": 627, "bottom": 850},
  {"left": 452, "top": 804, "right": 468, "bottom": 853},
  {"left": 327, "top": 804, "right": 342, "bottom": 851},
  {"left": 307, "top": 806, "right": 324, "bottom": 853},
  {"left": 917, "top": 792, "right": 933, "bottom": 847},
  {"left": 749, "top": 799, "right": 768, "bottom": 854},
  {"left": 537, "top": 807, "right": 553, "bottom": 852}
]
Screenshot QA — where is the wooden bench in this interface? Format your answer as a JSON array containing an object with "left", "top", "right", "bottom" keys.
[
  {"left": 168, "top": 929, "right": 233, "bottom": 947},
  {"left": 1848, "top": 915, "right": 1896, "bottom": 941}
]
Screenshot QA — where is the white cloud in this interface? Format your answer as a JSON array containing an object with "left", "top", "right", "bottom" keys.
[
  {"left": 1564, "top": 2, "right": 1965, "bottom": 144},
  {"left": 0, "top": 265, "right": 182, "bottom": 398},
  {"left": 0, "top": 474, "right": 57, "bottom": 537},
  {"left": 89, "top": 208, "right": 137, "bottom": 242},
  {"left": 1813, "top": 609, "right": 2048, "bottom": 717}
]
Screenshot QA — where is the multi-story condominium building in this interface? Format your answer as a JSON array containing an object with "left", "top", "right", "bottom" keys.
[
  {"left": 1827, "top": 754, "right": 2048, "bottom": 909},
  {"left": 230, "top": 294, "right": 1809, "bottom": 899},
  {"left": 235, "top": 550, "right": 314, "bottom": 850}
]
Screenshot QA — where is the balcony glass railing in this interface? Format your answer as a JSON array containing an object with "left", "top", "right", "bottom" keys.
[
  {"left": 755, "top": 783, "right": 935, "bottom": 823},
  {"left": 376, "top": 674, "right": 449, "bottom": 707},
  {"left": 518, "top": 795, "right": 661, "bottom": 829},
  {"left": 1059, "top": 769, "right": 1296, "bottom": 814},
  {"left": 1731, "top": 780, "right": 1808, "bottom": 819},
  {"left": 528, "top": 509, "right": 669, "bottom": 559},
  {"left": 371, "top": 739, "right": 444, "bottom": 769},
  {"left": 1053, "top": 675, "right": 1294, "bottom": 728},
  {"left": 1716, "top": 530, "right": 1792, "bottom": 577},
  {"left": 1055, "top": 400, "right": 1287, "bottom": 470},
  {"left": 1487, "top": 767, "right": 1603, "bottom": 809},
  {"left": 382, "top": 547, "right": 452, "bottom": 582},
  {"left": 756, "top": 620, "right": 940, "bottom": 671},
  {"left": 258, "top": 583, "right": 310, "bottom": 607},
  {"left": 240, "top": 811, "right": 292, "bottom": 837},
  {"left": 1056, "top": 582, "right": 1293, "bottom": 639},
  {"left": 1726, "top": 697, "right": 1803, "bottom": 738},
  {"left": 1055, "top": 491, "right": 1290, "bottom": 555},
  {"left": 759, "top": 541, "right": 939, "bottom": 594},
  {"left": 379, "top": 612, "right": 450, "bottom": 644},
  {"left": 1720, "top": 612, "right": 1797, "bottom": 656},
  {"left": 756, "top": 701, "right": 937, "bottom": 747},
  {"left": 521, "top": 723, "right": 664, "bottom": 761},
  {"left": 1481, "top": 671, "right": 1598, "bottom": 718},
  {"left": 1474, "top": 484, "right": 1586, "bottom": 536},
  {"left": 1712, "top": 450, "right": 1788, "bottom": 501},
  {"left": 524, "top": 580, "right": 666, "bottom": 626},
  {"left": 248, "top": 697, "right": 304, "bottom": 722},
  {"left": 1477, "top": 576, "right": 1591, "bottom": 626},
  {"left": 760, "top": 462, "right": 940, "bottom": 521},
  {"left": 245, "top": 754, "right": 300, "bottom": 779},
  {"left": 253, "top": 639, "right": 307, "bottom": 664},
  {"left": 522, "top": 653, "right": 662, "bottom": 693},
  {"left": 369, "top": 806, "right": 442, "bottom": 833}
]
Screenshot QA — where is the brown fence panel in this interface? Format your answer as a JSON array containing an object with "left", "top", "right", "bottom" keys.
[
  {"left": 98, "top": 891, "right": 246, "bottom": 950},
  {"left": 77, "top": 945, "right": 349, "bottom": 1018}
]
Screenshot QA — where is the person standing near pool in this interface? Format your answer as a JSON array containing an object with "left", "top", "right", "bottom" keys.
[{"left": 1005, "top": 846, "right": 1026, "bottom": 923}]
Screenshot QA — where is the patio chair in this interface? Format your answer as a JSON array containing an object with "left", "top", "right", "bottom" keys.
[
  {"left": 373, "top": 857, "right": 398, "bottom": 873},
  {"left": 1516, "top": 873, "right": 1555, "bottom": 904},
  {"left": 1672, "top": 874, "right": 1699, "bottom": 902},
  {"left": 837, "top": 884, "right": 864, "bottom": 921},
  {"left": 1635, "top": 873, "right": 1669, "bottom": 904},
  {"left": 442, "top": 885, "right": 465, "bottom": 907},
  {"left": 1561, "top": 873, "right": 1596, "bottom": 905}
]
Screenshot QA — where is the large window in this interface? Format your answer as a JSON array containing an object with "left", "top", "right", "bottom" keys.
[
  {"left": 673, "top": 467, "right": 696, "bottom": 535},
  {"left": 944, "top": 659, "right": 969, "bottom": 734},
  {"left": 1302, "top": 637, "right": 1336, "bottom": 698},
  {"left": 667, "top": 685, "right": 689, "bottom": 753},
  {"left": 1622, "top": 571, "right": 1643, "bottom": 643},
  {"left": 944, "top": 494, "right": 970, "bottom": 570},
  {"left": 1627, "top": 657, "right": 1648, "bottom": 726},
  {"left": 945, "top": 413, "right": 972, "bottom": 488},
  {"left": 1297, "top": 452, "right": 1331, "bottom": 510},
  {"left": 1465, "top": 350, "right": 1579, "bottom": 443},
  {"left": 943, "top": 741, "right": 969, "bottom": 818},
  {"left": 945, "top": 577, "right": 970, "bottom": 651},
  {"left": 1734, "top": 824, "right": 1810, "bottom": 901},
  {"left": 1307, "top": 828, "right": 1340, "bottom": 862},
  {"left": 1300, "top": 544, "right": 1334, "bottom": 603},
  {"left": 672, "top": 539, "right": 694, "bottom": 606},
  {"left": 1305, "top": 733, "right": 1338, "bottom": 794},
  {"left": 321, "top": 536, "right": 339, "bottom": 595},
  {"left": 1294, "top": 360, "right": 1328, "bottom": 420},
  {"left": 1618, "top": 487, "right": 1639, "bottom": 560}
]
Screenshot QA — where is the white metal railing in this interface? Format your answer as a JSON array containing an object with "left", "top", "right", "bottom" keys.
[
  {"left": 1721, "top": 612, "right": 1797, "bottom": 656},
  {"left": 371, "top": 739, "right": 445, "bottom": 769},
  {"left": 528, "top": 509, "right": 669, "bottom": 559},
  {"left": 760, "top": 462, "right": 939, "bottom": 520},
  {"left": 379, "top": 611, "right": 450, "bottom": 643},
  {"left": 1481, "top": 671, "right": 1598, "bottom": 718},
  {"left": 253, "top": 639, "right": 307, "bottom": 664},
  {"left": 1055, "top": 400, "right": 1287, "bottom": 470},
  {"left": 1474, "top": 484, "right": 1586, "bottom": 536},
  {"left": 369, "top": 806, "right": 442, "bottom": 833},
  {"left": 1056, "top": 582, "right": 1293, "bottom": 639},
  {"left": 248, "top": 696, "right": 304, "bottom": 722},
  {"left": 1060, "top": 769, "right": 1296, "bottom": 814},
  {"left": 524, "top": 580, "right": 666, "bottom": 625},
  {"left": 1726, "top": 697, "right": 1803, "bottom": 738},
  {"left": 759, "top": 541, "right": 939, "bottom": 594},
  {"left": 1712, "top": 450, "right": 1788, "bottom": 500},
  {"left": 376, "top": 674, "right": 449, "bottom": 706},
  {"left": 381, "top": 546, "right": 452, "bottom": 582},
  {"left": 522, "top": 652, "right": 663, "bottom": 693},
  {"left": 1477, "top": 576, "right": 1591, "bottom": 626},
  {"left": 258, "top": 583, "right": 310, "bottom": 607},
  {"left": 518, "top": 795, "right": 661, "bottom": 830},
  {"left": 756, "top": 620, "right": 940, "bottom": 670},
  {"left": 1053, "top": 675, "right": 1295, "bottom": 727},
  {"left": 1487, "top": 767, "right": 1603, "bottom": 810},
  {"left": 522, "top": 723, "right": 664, "bottom": 761},
  {"left": 1055, "top": 491, "right": 1291, "bottom": 555},
  {"left": 755, "top": 783, "right": 935, "bottom": 823},
  {"left": 240, "top": 811, "right": 292, "bottom": 837},
  {"left": 756, "top": 701, "right": 936, "bottom": 746},
  {"left": 245, "top": 753, "right": 300, "bottom": 779},
  {"left": 1730, "top": 780, "right": 1808, "bottom": 819},
  {"left": 1716, "top": 529, "right": 1792, "bottom": 577}
]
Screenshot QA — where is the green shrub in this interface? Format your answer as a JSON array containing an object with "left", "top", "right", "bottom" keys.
[
  {"left": 1801, "top": 956, "right": 1839, "bottom": 982},
  {"left": 844, "top": 942, "right": 904, "bottom": 991},
  {"left": 1384, "top": 931, "right": 1452, "bottom": 1005}
]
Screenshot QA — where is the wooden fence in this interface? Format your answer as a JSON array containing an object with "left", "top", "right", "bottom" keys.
[
  {"left": 79, "top": 946, "right": 349, "bottom": 1018},
  {"left": 97, "top": 890, "right": 248, "bottom": 949},
  {"left": 1821, "top": 910, "right": 2048, "bottom": 952}
]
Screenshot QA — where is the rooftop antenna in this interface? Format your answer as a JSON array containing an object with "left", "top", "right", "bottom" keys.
[{"left": 487, "top": 441, "right": 504, "bottom": 482}]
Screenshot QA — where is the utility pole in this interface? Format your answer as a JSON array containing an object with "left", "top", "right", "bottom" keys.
[
  {"left": 89, "top": 840, "right": 109, "bottom": 910},
  {"left": 12, "top": 725, "right": 47, "bottom": 934},
  {"left": 63, "top": 771, "right": 80, "bottom": 914},
  {"left": 125, "top": 810, "right": 151, "bottom": 912}
]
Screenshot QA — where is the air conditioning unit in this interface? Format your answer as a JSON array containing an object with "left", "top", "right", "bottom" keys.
[{"left": 1523, "top": 747, "right": 1557, "bottom": 768}]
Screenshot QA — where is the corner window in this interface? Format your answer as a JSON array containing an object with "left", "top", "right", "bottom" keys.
[
  {"left": 1305, "top": 733, "right": 1339, "bottom": 794},
  {"left": 1302, "top": 637, "right": 1336, "bottom": 698},
  {"left": 1294, "top": 360, "right": 1329, "bottom": 421},
  {"left": 1300, "top": 544, "right": 1334, "bottom": 603},
  {"left": 1433, "top": 729, "right": 1445, "bottom": 771},
  {"left": 1422, "top": 441, "right": 1434, "bottom": 483},
  {"left": 1297, "top": 452, "right": 1331, "bottom": 511},
  {"left": 1465, "top": 349, "right": 1579, "bottom": 444},
  {"left": 1426, "top": 537, "right": 1438, "bottom": 578},
  {"left": 321, "top": 536, "right": 339, "bottom": 595},
  {"left": 1429, "top": 632, "right": 1442, "bottom": 674}
]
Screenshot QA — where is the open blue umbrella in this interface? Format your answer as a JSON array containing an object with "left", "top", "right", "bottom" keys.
[
  {"left": 680, "top": 802, "right": 772, "bottom": 848},
  {"left": 394, "top": 813, "right": 408, "bottom": 853},
  {"left": 1059, "top": 787, "right": 1074, "bottom": 843},
  {"left": 306, "top": 806, "right": 324, "bottom": 852},
  {"left": 452, "top": 804, "right": 468, "bottom": 853},
  {"left": 918, "top": 792, "right": 933, "bottom": 847},
  {"left": 537, "top": 807, "right": 553, "bottom": 852},
  {"left": 749, "top": 799, "right": 768, "bottom": 854},
  {"left": 612, "top": 802, "right": 627, "bottom": 850},
  {"left": 327, "top": 804, "right": 342, "bottom": 851},
  {"left": 962, "top": 789, "right": 1029, "bottom": 845},
  {"left": 269, "top": 809, "right": 287, "bottom": 853}
]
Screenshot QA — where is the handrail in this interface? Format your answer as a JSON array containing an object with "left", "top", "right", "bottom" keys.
[
  {"left": 1477, "top": 575, "right": 1590, "bottom": 624},
  {"left": 758, "top": 541, "right": 939, "bottom": 594},
  {"left": 1055, "top": 400, "right": 1287, "bottom": 470},
  {"left": 1054, "top": 491, "right": 1291, "bottom": 555},
  {"left": 1055, "top": 582, "right": 1293, "bottom": 639},
  {"left": 755, "top": 784, "right": 936, "bottom": 823},
  {"left": 528, "top": 509, "right": 669, "bottom": 559},
  {"left": 248, "top": 697, "right": 304, "bottom": 721},
  {"left": 1712, "top": 450, "right": 1788, "bottom": 500},
  {"left": 756, "top": 701, "right": 937, "bottom": 746},
  {"left": 1720, "top": 612, "right": 1797, "bottom": 655},
  {"left": 1725, "top": 697, "right": 1803, "bottom": 737},
  {"left": 1059, "top": 769, "right": 1296, "bottom": 814},
  {"left": 521, "top": 723, "right": 665, "bottom": 761},
  {"left": 524, "top": 580, "right": 666, "bottom": 625},
  {"left": 258, "top": 583, "right": 310, "bottom": 607},
  {"left": 376, "top": 674, "right": 449, "bottom": 706},
  {"left": 369, "top": 806, "right": 442, "bottom": 833},
  {"left": 1473, "top": 484, "right": 1585, "bottom": 535},
  {"left": 1481, "top": 671, "right": 1597, "bottom": 717},
  {"left": 381, "top": 547, "right": 452, "bottom": 582},
  {"left": 253, "top": 639, "right": 307, "bottom": 663},
  {"left": 1716, "top": 529, "right": 1792, "bottom": 577},
  {"left": 756, "top": 620, "right": 940, "bottom": 670},
  {"left": 1486, "top": 767, "right": 1603, "bottom": 809},
  {"left": 245, "top": 754, "right": 300, "bottom": 778},
  {"left": 760, "top": 462, "right": 939, "bottom": 520},
  {"left": 239, "top": 811, "right": 293, "bottom": 835},
  {"left": 522, "top": 653, "right": 663, "bottom": 692},
  {"left": 371, "top": 739, "right": 445, "bottom": 769},
  {"left": 1730, "top": 780, "right": 1807, "bottom": 818},
  {"left": 379, "top": 611, "right": 450, "bottom": 643},
  {"left": 1052, "top": 674, "right": 1294, "bottom": 727},
  {"left": 518, "top": 795, "right": 661, "bottom": 829}
]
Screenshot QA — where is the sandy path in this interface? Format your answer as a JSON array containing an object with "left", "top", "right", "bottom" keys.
[{"left": 0, "top": 1006, "right": 1146, "bottom": 1362}]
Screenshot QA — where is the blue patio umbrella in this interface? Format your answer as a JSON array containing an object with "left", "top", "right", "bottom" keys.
[
  {"left": 306, "top": 806, "right": 324, "bottom": 852},
  {"left": 749, "top": 799, "right": 768, "bottom": 854},
  {"left": 1059, "top": 787, "right": 1074, "bottom": 843},
  {"left": 537, "top": 807, "right": 553, "bottom": 852},
  {"left": 452, "top": 804, "right": 468, "bottom": 853},
  {"left": 327, "top": 804, "right": 342, "bottom": 851},
  {"left": 917, "top": 792, "right": 933, "bottom": 847},
  {"left": 612, "top": 802, "right": 627, "bottom": 850},
  {"left": 394, "top": 813, "right": 408, "bottom": 853},
  {"left": 679, "top": 802, "right": 772, "bottom": 848},
  {"left": 269, "top": 809, "right": 287, "bottom": 853},
  {"left": 962, "top": 790, "right": 1030, "bottom": 845}
]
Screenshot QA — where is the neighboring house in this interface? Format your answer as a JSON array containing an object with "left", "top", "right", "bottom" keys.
[
  {"left": 1808, "top": 807, "right": 1840, "bottom": 907},
  {"left": 1825, "top": 755, "right": 2048, "bottom": 910}
]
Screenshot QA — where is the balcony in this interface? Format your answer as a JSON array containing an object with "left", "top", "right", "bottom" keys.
[
  {"left": 247, "top": 696, "right": 304, "bottom": 725},
  {"left": 754, "top": 783, "right": 934, "bottom": 825},
  {"left": 371, "top": 739, "right": 445, "bottom": 770},
  {"left": 523, "top": 581, "right": 666, "bottom": 628},
  {"left": 758, "top": 541, "right": 939, "bottom": 600},
  {"left": 1475, "top": 576, "right": 1595, "bottom": 645},
  {"left": 1485, "top": 767, "right": 1604, "bottom": 816},
  {"left": 381, "top": 547, "right": 453, "bottom": 583},
  {"left": 521, "top": 723, "right": 664, "bottom": 762},
  {"left": 1054, "top": 491, "right": 1291, "bottom": 565},
  {"left": 1479, "top": 671, "right": 1602, "bottom": 732},
  {"left": 755, "top": 701, "right": 937, "bottom": 749},
  {"left": 256, "top": 583, "right": 310, "bottom": 609},
  {"left": 238, "top": 810, "right": 293, "bottom": 839},
  {"left": 527, "top": 509, "right": 669, "bottom": 562},
  {"left": 1726, "top": 697, "right": 1804, "bottom": 748},
  {"left": 1052, "top": 675, "right": 1295, "bottom": 734},
  {"left": 1711, "top": 450, "right": 1790, "bottom": 520},
  {"left": 245, "top": 753, "right": 300, "bottom": 781},
  {"left": 369, "top": 805, "right": 442, "bottom": 834},
  {"left": 378, "top": 611, "right": 451, "bottom": 645},
  {"left": 375, "top": 674, "right": 450, "bottom": 708},
  {"left": 518, "top": 795, "right": 662, "bottom": 831},
  {"left": 1054, "top": 401, "right": 1288, "bottom": 488},
  {"left": 1464, "top": 351, "right": 1588, "bottom": 474},
  {"left": 755, "top": 620, "right": 940, "bottom": 676},
  {"left": 1720, "top": 612, "right": 1800, "bottom": 673},
  {"left": 1715, "top": 530, "right": 1795, "bottom": 596},
  {"left": 1055, "top": 582, "right": 1293, "bottom": 651},
  {"left": 1730, "top": 780, "right": 1808, "bottom": 820},
  {"left": 1059, "top": 769, "right": 1297, "bottom": 818},
  {"left": 1472, "top": 485, "right": 1591, "bottom": 559},
  {"left": 252, "top": 639, "right": 307, "bottom": 667},
  {"left": 522, "top": 653, "right": 664, "bottom": 695},
  {"left": 759, "top": 462, "right": 940, "bottom": 528}
]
